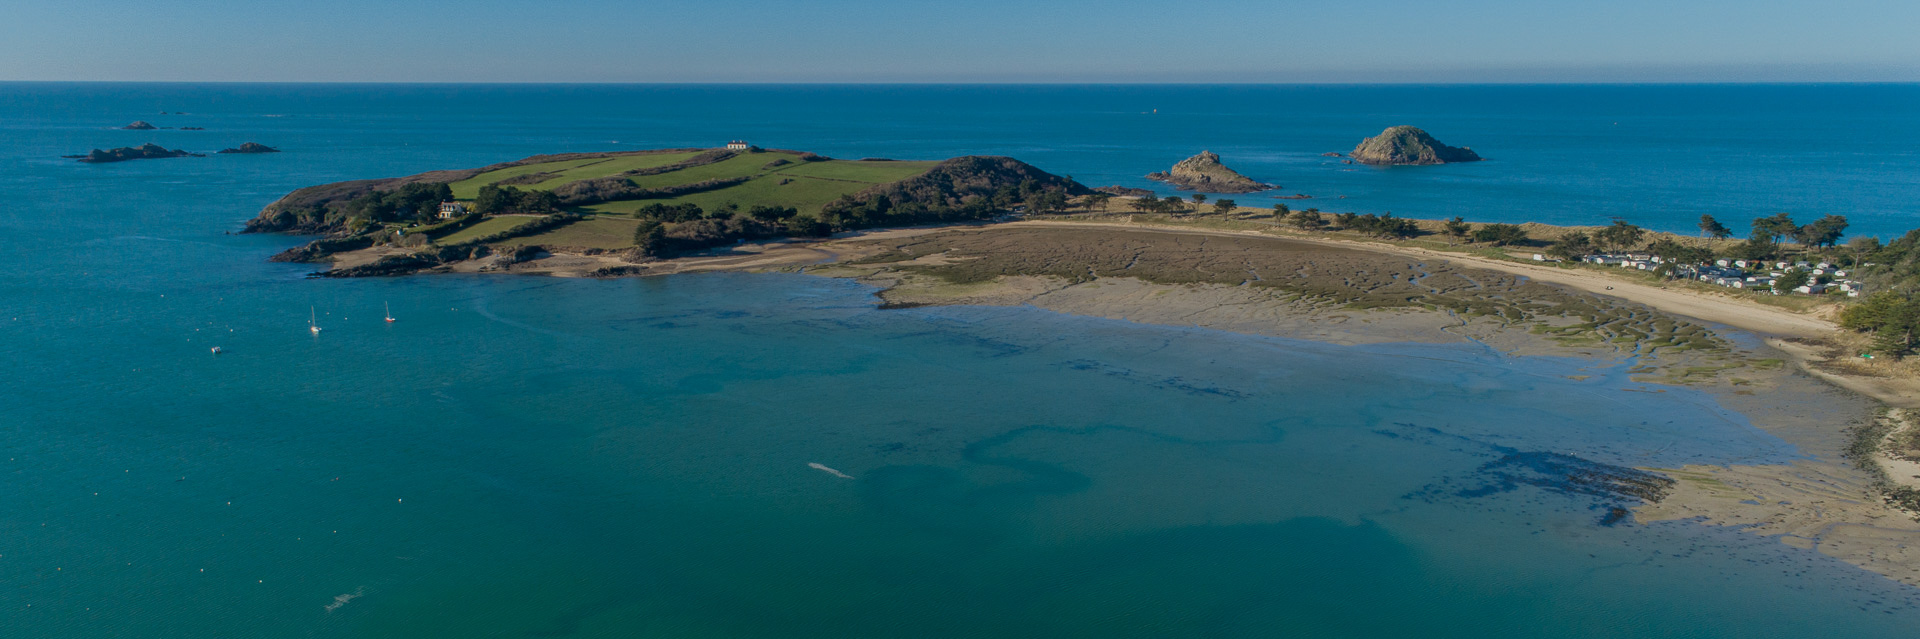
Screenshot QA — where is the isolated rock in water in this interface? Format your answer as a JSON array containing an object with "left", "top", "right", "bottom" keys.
[
  {"left": 69, "top": 143, "right": 204, "bottom": 163},
  {"left": 218, "top": 142, "right": 280, "bottom": 154},
  {"left": 1144, "top": 151, "right": 1274, "bottom": 193},
  {"left": 1349, "top": 126, "right": 1481, "bottom": 165},
  {"left": 122, "top": 121, "right": 158, "bottom": 130}
]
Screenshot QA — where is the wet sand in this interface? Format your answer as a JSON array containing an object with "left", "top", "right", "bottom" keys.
[{"left": 789, "top": 223, "right": 1920, "bottom": 587}]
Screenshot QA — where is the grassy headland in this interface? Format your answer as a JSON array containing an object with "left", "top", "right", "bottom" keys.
[{"left": 244, "top": 145, "right": 1086, "bottom": 272}]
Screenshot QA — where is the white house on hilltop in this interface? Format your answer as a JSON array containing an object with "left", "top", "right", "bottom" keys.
[{"left": 725, "top": 140, "right": 750, "bottom": 150}]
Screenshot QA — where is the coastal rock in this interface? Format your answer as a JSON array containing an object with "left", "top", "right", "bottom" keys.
[
  {"left": 121, "top": 121, "right": 158, "bottom": 130},
  {"left": 67, "top": 143, "right": 204, "bottom": 163},
  {"left": 269, "top": 236, "right": 374, "bottom": 263},
  {"left": 1348, "top": 126, "right": 1482, "bottom": 165},
  {"left": 218, "top": 142, "right": 280, "bottom": 154},
  {"left": 315, "top": 253, "right": 443, "bottom": 278},
  {"left": 1145, "top": 151, "right": 1274, "bottom": 193},
  {"left": 180, "top": 126, "right": 205, "bottom": 131},
  {"left": 1094, "top": 185, "right": 1154, "bottom": 198},
  {"left": 1321, "top": 152, "right": 1343, "bottom": 157}
]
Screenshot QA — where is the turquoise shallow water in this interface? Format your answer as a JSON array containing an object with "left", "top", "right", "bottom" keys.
[{"left": 4, "top": 84, "right": 1920, "bottom": 637}]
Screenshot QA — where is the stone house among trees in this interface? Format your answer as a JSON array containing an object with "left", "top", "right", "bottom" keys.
[{"left": 438, "top": 201, "right": 468, "bottom": 219}]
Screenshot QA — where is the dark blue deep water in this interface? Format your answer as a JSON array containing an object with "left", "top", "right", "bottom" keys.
[{"left": 3, "top": 83, "right": 1919, "bottom": 637}]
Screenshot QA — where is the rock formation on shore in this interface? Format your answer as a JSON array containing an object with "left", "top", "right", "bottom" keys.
[
  {"left": 218, "top": 142, "right": 280, "bottom": 154},
  {"left": 1145, "top": 151, "right": 1274, "bottom": 193},
  {"left": 1349, "top": 126, "right": 1481, "bottom": 165},
  {"left": 121, "top": 121, "right": 158, "bottom": 130},
  {"left": 66, "top": 143, "right": 203, "bottom": 163}
]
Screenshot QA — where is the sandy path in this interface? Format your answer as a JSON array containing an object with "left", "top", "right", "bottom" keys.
[{"left": 1005, "top": 220, "right": 1838, "bottom": 338}]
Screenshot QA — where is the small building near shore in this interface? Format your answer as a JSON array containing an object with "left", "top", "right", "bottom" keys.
[
  {"left": 725, "top": 140, "right": 750, "bottom": 150},
  {"left": 438, "top": 201, "right": 468, "bottom": 219}
]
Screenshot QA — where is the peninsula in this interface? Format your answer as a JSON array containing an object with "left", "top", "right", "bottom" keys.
[
  {"left": 246, "top": 146, "right": 1920, "bottom": 586},
  {"left": 245, "top": 145, "right": 1086, "bottom": 275}
]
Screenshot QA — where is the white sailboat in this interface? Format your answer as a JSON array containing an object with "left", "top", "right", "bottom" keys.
[
  {"left": 384, "top": 302, "right": 396, "bottom": 323},
  {"left": 309, "top": 306, "right": 322, "bottom": 334}
]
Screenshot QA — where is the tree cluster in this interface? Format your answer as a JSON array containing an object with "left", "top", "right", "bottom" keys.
[
  {"left": 815, "top": 157, "right": 1084, "bottom": 231},
  {"left": 337, "top": 182, "right": 455, "bottom": 225},
  {"left": 1842, "top": 292, "right": 1920, "bottom": 358},
  {"left": 473, "top": 185, "right": 559, "bottom": 216},
  {"left": 1470, "top": 223, "right": 1529, "bottom": 246},
  {"left": 1340, "top": 212, "right": 1419, "bottom": 239},
  {"left": 1285, "top": 208, "right": 1325, "bottom": 231}
]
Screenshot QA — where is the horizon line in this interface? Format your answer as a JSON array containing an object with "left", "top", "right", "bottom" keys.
[{"left": 4, "top": 79, "right": 1918, "bottom": 86}]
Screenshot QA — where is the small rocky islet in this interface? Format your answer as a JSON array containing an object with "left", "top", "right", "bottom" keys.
[
  {"left": 1348, "top": 125, "right": 1482, "bottom": 165},
  {"left": 65, "top": 143, "right": 204, "bottom": 163},
  {"left": 218, "top": 142, "right": 280, "bottom": 154},
  {"left": 1145, "top": 150, "right": 1275, "bottom": 193}
]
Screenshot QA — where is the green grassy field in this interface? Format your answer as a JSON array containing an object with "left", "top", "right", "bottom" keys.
[
  {"left": 447, "top": 152, "right": 703, "bottom": 199},
  {"left": 518, "top": 152, "right": 701, "bottom": 191},
  {"left": 777, "top": 160, "right": 937, "bottom": 183},
  {"left": 622, "top": 152, "right": 805, "bottom": 189},
  {"left": 445, "top": 151, "right": 940, "bottom": 247},
  {"left": 448, "top": 158, "right": 605, "bottom": 199},
  {"left": 584, "top": 158, "right": 936, "bottom": 215},
  {"left": 493, "top": 216, "right": 641, "bottom": 250},
  {"left": 435, "top": 216, "right": 540, "bottom": 244}
]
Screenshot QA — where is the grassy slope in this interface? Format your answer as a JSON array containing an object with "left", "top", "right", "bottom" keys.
[
  {"left": 435, "top": 216, "right": 539, "bottom": 244},
  {"left": 441, "top": 152, "right": 940, "bottom": 250},
  {"left": 520, "top": 152, "right": 701, "bottom": 191},
  {"left": 494, "top": 217, "right": 640, "bottom": 250},
  {"left": 778, "top": 160, "right": 938, "bottom": 183},
  {"left": 447, "top": 158, "right": 603, "bottom": 199},
  {"left": 446, "top": 152, "right": 703, "bottom": 199},
  {"left": 585, "top": 158, "right": 936, "bottom": 215}
]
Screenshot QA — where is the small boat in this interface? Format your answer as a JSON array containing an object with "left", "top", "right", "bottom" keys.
[
  {"left": 384, "top": 302, "right": 396, "bottom": 323},
  {"left": 210, "top": 346, "right": 222, "bottom": 355},
  {"left": 309, "top": 307, "right": 322, "bottom": 334}
]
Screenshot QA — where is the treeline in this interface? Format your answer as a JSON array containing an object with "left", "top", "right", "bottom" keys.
[
  {"left": 629, "top": 203, "right": 823, "bottom": 258},
  {"left": 624, "top": 157, "right": 1086, "bottom": 259},
  {"left": 1537, "top": 213, "right": 1852, "bottom": 264},
  {"left": 550, "top": 176, "right": 751, "bottom": 207},
  {"left": 328, "top": 183, "right": 453, "bottom": 229},
  {"left": 473, "top": 185, "right": 560, "bottom": 215},
  {"left": 815, "top": 157, "right": 1084, "bottom": 232}
]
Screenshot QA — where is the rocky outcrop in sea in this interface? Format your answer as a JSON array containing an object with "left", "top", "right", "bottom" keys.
[
  {"left": 1145, "top": 151, "right": 1274, "bottom": 193},
  {"left": 66, "top": 143, "right": 204, "bottom": 163},
  {"left": 121, "top": 121, "right": 158, "bottom": 130},
  {"left": 1348, "top": 126, "right": 1482, "bottom": 165},
  {"left": 218, "top": 142, "right": 280, "bottom": 154}
]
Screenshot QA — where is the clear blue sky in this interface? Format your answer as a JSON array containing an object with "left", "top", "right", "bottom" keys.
[{"left": 4, "top": 0, "right": 1916, "bottom": 82}]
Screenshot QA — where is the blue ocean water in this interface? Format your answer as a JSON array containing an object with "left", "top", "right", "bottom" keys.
[
  {"left": 5, "top": 83, "right": 1917, "bottom": 238},
  {"left": 3, "top": 83, "right": 1920, "bottom": 637}
]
